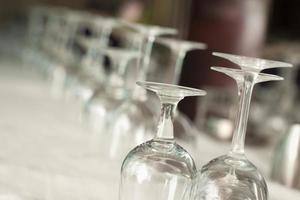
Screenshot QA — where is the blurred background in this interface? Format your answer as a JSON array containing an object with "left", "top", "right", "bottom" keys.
[
  {"left": 0, "top": 0, "right": 300, "bottom": 199},
  {"left": 1, "top": 0, "right": 300, "bottom": 118}
]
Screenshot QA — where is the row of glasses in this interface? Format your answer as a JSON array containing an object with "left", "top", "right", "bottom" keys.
[
  {"left": 25, "top": 7, "right": 207, "bottom": 162},
  {"left": 24, "top": 6, "right": 294, "bottom": 200},
  {"left": 25, "top": 7, "right": 98, "bottom": 101},
  {"left": 71, "top": 13, "right": 209, "bottom": 200},
  {"left": 25, "top": 7, "right": 86, "bottom": 98},
  {"left": 69, "top": 17, "right": 124, "bottom": 104},
  {"left": 51, "top": 10, "right": 97, "bottom": 100},
  {"left": 25, "top": 6, "right": 178, "bottom": 161}
]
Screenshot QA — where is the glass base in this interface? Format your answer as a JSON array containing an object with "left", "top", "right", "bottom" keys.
[
  {"left": 193, "top": 154, "right": 268, "bottom": 200},
  {"left": 120, "top": 139, "right": 196, "bottom": 200}
]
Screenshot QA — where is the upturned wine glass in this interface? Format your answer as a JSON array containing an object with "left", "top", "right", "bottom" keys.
[
  {"left": 106, "top": 23, "right": 177, "bottom": 161},
  {"left": 85, "top": 47, "right": 140, "bottom": 135},
  {"left": 120, "top": 81, "right": 206, "bottom": 200},
  {"left": 192, "top": 52, "right": 292, "bottom": 200},
  {"left": 67, "top": 17, "right": 123, "bottom": 103},
  {"left": 46, "top": 9, "right": 90, "bottom": 99},
  {"left": 123, "top": 22, "right": 177, "bottom": 81},
  {"left": 25, "top": 7, "right": 46, "bottom": 61},
  {"left": 23, "top": 6, "right": 54, "bottom": 78},
  {"left": 155, "top": 38, "right": 206, "bottom": 84},
  {"left": 155, "top": 38, "right": 207, "bottom": 151}
]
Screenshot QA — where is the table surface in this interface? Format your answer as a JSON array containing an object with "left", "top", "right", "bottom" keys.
[{"left": 0, "top": 58, "right": 299, "bottom": 200}]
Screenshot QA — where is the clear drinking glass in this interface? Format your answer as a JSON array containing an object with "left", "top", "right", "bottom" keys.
[
  {"left": 42, "top": 9, "right": 93, "bottom": 100},
  {"left": 192, "top": 52, "right": 292, "bottom": 200},
  {"left": 106, "top": 23, "right": 177, "bottom": 161},
  {"left": 120, "top": 81, "right": 206, "bottom": 200},
  {"left": 155, "top": 38, "right": 207, "bottom": 150},
  {"left": 46, "top": 9, "right": 86, "bottom": 99},
  {"left": 155, "top": 38, "right": 206, "bottom": 84},
  {"left": 24, "top": 7, "right": 46, "bottom": 65},
  {"left": 23, "top": 6, "right": 54, "bottom": 79},
  {"left": 85, "top": 47, "right": 140, "bottom": 135},
  {"left": 68, "top": 37, "right": 104, "bottom": 104},
  {"left": 35, "top": 7, "right": 64, "bottom": 70},
  {"left": 68, "top": 17, "right": 123, "bottom": 103}
]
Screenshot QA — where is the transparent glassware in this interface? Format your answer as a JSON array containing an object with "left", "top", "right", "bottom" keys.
[
  {"left": 123, "top": 21, "right": 177, "bottom": 81},
  {"left": 67, "top": 17, "right": 123, "bottom": 103},
  {"left": 35, "top": 8, "right": 74, "bottom": 97},
  {"left": 120, "top": 81, "right": 206, "bottom": 200},
  {"left": 106, "top": 23, "right": 178, "bottom": 161},
  {"left": 85, "top": 47, "right": 140, "bottom": 136},
  {"left": 40, "top": 9, "right": 91, "bottom": 100},
  {"left": 57, "top": 11, "right": 96, "bottom": 94},
  {"left": 192, "top": 52, "right": 292, "bottom": 200},
  {"left": 68, "top": 37, "right": 106, "bottom": 104},
  {"left": 23, "top": 6, "right": 47, "bottom": 69},
  {"left": 195, "top": 86, "right": 237, "bottom": 141},
  {"left": 155, "top": 38, "right": 206, "bottom": 84},
  {"left": 155, "top": 38, "right": 207, "bottom": 151},
  {"left": 245, "top": 43, "right": 300, "bottom": 145},
  {"left": 35, "top": 7, "right": 65, "bottom": 71},
  {"left": 45, "top": 9, "right": 85, "bottom": 99}
]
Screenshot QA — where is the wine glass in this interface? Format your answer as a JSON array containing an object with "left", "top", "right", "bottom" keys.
[
  {"left": 123, "top": 22, "right": 177, "bottom": 81},
  {"left": 155, "top": 38, "right": 207, "bottom": 152},
  {"left": 155, "top": 38, "right": 206, "bottom": 84},
  {"left": 28, "top": 7, "right": 64, "bottom": 75},
  {"left": 67, "top": 17, "right": 123, "bottom": 103},
  {"left": 24, "top": 6, "right": 46, "bottom": 67},
  {"left": 68, "top": 37, "right": 105, "bottom": 104},
  {"left": 85, "top": 47, "right": 140, "bottom": 135},
  {"left": 119, "top": 81, "right": 206, "bottom": 200},
  {"left": 192, "top": 52, "right": 292, "bottom": 200},
  {"left": 45, "top": 9, "right": 85, "bottom": 99},
  {"left": 106, "top": 23, "right": 177, "bottom": 161}
]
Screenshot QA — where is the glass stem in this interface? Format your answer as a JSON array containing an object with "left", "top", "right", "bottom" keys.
[
  {"left": 173, "top": 50, "right": 186, "bottom": 84},
  {"left": 155, "top": 96, "right": 181, "bottom": 140},
  {"left": 132, "top": 35, "right": 155, "bottom": 101},
  {"left": 98, "top": 26, "right": 112, "bottom": 65},
  {"left": 230, "top": 73, "right": 255, "bottom": 155},
  {"left": 118, "top": 59, "right": 130, "bottom": 75},
  {"left": 106, "top": 59, "right": 129, "bottom": 90},
  {"left": 137, "top": 35, "right": 155, "bottom": 81},
  {"left": 100, "top": 26, "right": 112, "bottom": 49}
]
